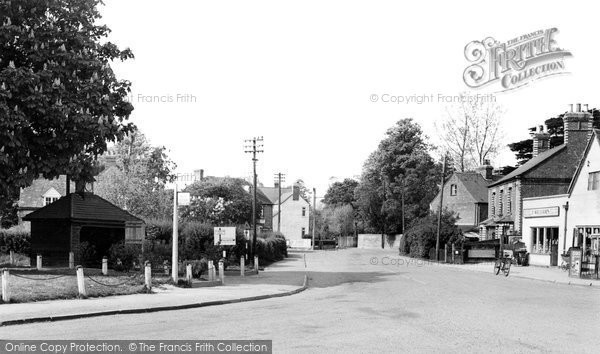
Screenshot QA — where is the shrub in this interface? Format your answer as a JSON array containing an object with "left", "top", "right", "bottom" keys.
[
  {"left": 255, "top": 231, "right": 287, "bottom": 262},
  {"left": 108, "top": 241, "right": 141, "bottom": 271},
  {"left": 78, "top": 241, "right": 98, "bottom": 267},
  {"left": 0, "top": 225, "right": 31, "bottom": 254},
  {"left": 403, "top": 209, "right": 460, "bottom": 258},
  {"left": 142, "top": 241, "right": 171, "bottom": 267},
  {"left": 145, "top": 218, "right": 176, "bottom": 243}
]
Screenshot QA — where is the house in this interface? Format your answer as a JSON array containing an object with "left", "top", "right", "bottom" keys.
[
  {"left": 258, "top": 184, "right": 310, "bottom": 241},
  {"left": 429, "top": 163, "right": 499, "bottom": 235},
  {"left": 23, "top": 192, "right": 145, "bottom": 266},
  {"left": 481, "top": 104, "right": 594, "bottom": 243}
]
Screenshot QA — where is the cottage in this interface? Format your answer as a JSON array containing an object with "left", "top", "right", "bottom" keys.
[{"left": 258, "top": 184, "right": 310, "bottom": 243}]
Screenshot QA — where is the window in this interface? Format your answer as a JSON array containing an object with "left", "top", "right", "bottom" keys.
[
  {"left": 302, "top": 207, "right": 306, "bottom": 216},
  {"left": 450, "top": 184, "right": 457, "bottom": 196},
  {"left": 491, "top": 192, "right": 496, "bottom": 216},
  {"left": 507, "top": 187, "right": 512, "bottom": 214},
  {"left": 44, "top": 197, "right": 59, "bottom": 206},
  {"left": 301, "top": 227, "right": 306, "bottom": 236},
  {"left": 588, "top": 171, "right": 600, "bottom": 190},
  {"left": 499, "top": 190, "right": 504, "bottom": 216}
]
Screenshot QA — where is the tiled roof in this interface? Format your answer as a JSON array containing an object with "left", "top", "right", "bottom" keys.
[
  {"left": 18, "top": 176, "right": 74, "bottom": 209},
  {"left": 23, "top": 193, "right": 143, "bottom": 223},
  {"left": 258, "top": 187, "right": 293, "bottom": 204},
  {"left": 489, "top": 145, "right": 567, "bottom": 187},
  {"left": 455, "top": 172, "right": 490, "bottom": 203}
]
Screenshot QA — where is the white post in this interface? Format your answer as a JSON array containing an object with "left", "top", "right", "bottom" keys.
[
  {"left": 9, "top": 251, "right": 14, "bottom": 265},
  {"left": 186, "top": 264, "right": 193, "bottom": 285},
  {"left": 208, "top": 261, "right": 214, "bottom": 281},
  {"left": 36, "top": 254, "right": 42, "bottom": 270},
  {"left": 223, "top": 250, "right": 226, "bottom": 258},
  {"left": 144, "top": 261, "right": 152, "bottom": 290},
  {"left": 69, "top": 252, "right": 74, "bottom": 269},
  {"left": 254, "top": 255, "right": 259, "bottom": 272},
  {"left": 444, "top": 244, "right": 448, "bottom": 263},
  {"left": 218, "top": 259, "right": 225, "bottom": 284},
  {"left": 102, "top": 257, "right": 108, "bottom": 276},
  {"left": 452, "top": 244, "right": 455, "bottom": 263},
  {"left": 2, "top": 269, "right": 10, "bottom": 303},
  {"left": 172, "top": 183, "right": 179, "bottom": 283},
  {"left": 240, "top": 257, "right": 245, "bottom": 277},
  {"left": 76, "top": 266, "right": 86, "bottom": 297}
]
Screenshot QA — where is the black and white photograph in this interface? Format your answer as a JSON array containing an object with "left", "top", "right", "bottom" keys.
[{"left": 1, "top": 0, "right": 599, "bottom": 353}]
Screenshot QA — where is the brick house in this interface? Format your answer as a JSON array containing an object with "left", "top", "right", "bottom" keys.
[
  {"left": 430, "top": 163, "right": 499, "bottom": 234},
  {"left": 480, "top": 105, "right": 594, "bottom": 242},
  {"left": 258, "top": 184, "right": 310, "bottom": 241}
]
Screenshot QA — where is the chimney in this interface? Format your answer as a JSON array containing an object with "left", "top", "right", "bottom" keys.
[
  {"left": 274, "top": 181, "right": 279, "bottom": 188},
  {"left": 563, "top": 103, "right": 593, "bottom": 149},
  {"left": 476, "top": 159, "right": 493, "bottom": 180},
  {"left": 193, "top": 169, "right": 204, "bottom": 181},
  {"left": 531, "top": 125, "right": 550, "bottom": 157},
  {"left": 292, "top": 185, "right": 300, "bottom": 200}
]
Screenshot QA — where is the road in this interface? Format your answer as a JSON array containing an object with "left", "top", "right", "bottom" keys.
[{"left": 2, "top": 249, "right": 599, "bottom": 353}]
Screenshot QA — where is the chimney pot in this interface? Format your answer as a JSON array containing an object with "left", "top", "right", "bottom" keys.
[
  {"left": 569, "top": 104, "right": 573, "bottom": 112},
  {"left": 576, "top": 103, "right": 582, "bottom": 112},
  {"left": 584, "top": 103, "right": 589, "bottom": 112}
]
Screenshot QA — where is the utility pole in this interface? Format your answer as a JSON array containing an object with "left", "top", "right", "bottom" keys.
[
  {"left": 436, "top": 154, "right": 447, "bottom": 261},
  {"left": 172, "top": 182, "right": 178, "bottom": 282},
  {"left": 245, "top": 137, "right": 264, "bottom": 265},
  {"left": 312, "top": 187, "right": 316, "bottom": 250},
  {"left": 273, "top": 172, "right": 286, "bottom": 232},
  {"left": 381, "top": 171, "right": 386, "bottom": 249},
  {"left": 401, "top": 177, "right": 405, "bottom": 236}
]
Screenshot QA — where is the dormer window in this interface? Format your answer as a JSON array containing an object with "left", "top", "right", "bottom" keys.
[{"left": 43, "top": 188, "right": 61, "bottom": 206}]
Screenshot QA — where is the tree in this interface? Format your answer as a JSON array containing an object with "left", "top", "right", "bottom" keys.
[
  {"left": 180, "top": 177, "right": 254, "bottom": 225},
  {"left": 293, "top": 179, "right": 311, "bottom": 201},
  {"left": 94, "top": 131, "right": 175, "bottom": 219},
  {"left": 0, "top": 0, "right": 135, "bottom": 201},
  {"left": 508, "top": 109, "right": 600, "bottom": 165},
  {"left": 402, "top": 209, "right": 460, "bottom": 258},
  {"left": 436, "top": 93, "right": 503, "bottom": 171},
  {"left": 355, "top": 119, "right": 440, "bottom": 234},
  {"left": 323, "top": 179, "right": 359, "bottom": 206}
]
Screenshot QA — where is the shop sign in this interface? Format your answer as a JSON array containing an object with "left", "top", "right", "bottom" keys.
[{"left": 523, "top": 206, "right": 559, "bottom": 218}]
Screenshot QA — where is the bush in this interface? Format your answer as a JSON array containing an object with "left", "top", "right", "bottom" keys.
[
  {"left": 108, "top": 241, "right": 141, "bottom": 271},
  {"left": 145, "top": 218, "right": 176, "bottom": 243},
  {"left": 403, "top": 209, "right": 460, "bottom": 259},
  {"left": 78, "top": 241, "right": 98, "bottom": 267},
  {"left": 0, "top": 225, "right": 31, "bottom": 254},
  {"left": 255, "top": 231, "right": 287, "bottom": 262},
  {"left": 142, "top": 241, "right": 171, "bottom": 267}
]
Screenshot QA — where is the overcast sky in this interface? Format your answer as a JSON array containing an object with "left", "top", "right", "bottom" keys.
[{"left": 100, "top": 0, "right": 598, "bottom": 197}]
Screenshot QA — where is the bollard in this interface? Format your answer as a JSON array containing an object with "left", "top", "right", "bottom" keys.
[
  {"left": 218, "top": 259, "right": 225, "bottom": 284},
  {"left": 240, "top": 257, "right": 245, "bottom": 277},
  {"left": 102, "top": 257, "right": 108, "bottom": 276},
  {"left": 2, "top": 269, "right": 10, "bottom": 302},
  {"left": 36, "top": 254, "right": 42, "bottom": 270},
  {"left": 9, "top": 251, "right": 14, "bottom": 266},
  {"left": 186, "top": 264, "right": 193, "bottom": 285},
  {"left": 444, "top": 244, "right": 448, "bottom": 263},
  {"left": 144, "top": 261, "right": 152, "bottom": 290},
  {"left": 76, "top": 266, "right": 86, "bottom": 297},
  {"left": 452, "top": 244, "right": 456, "bottom": 263},
  {"left": 69, "top": 252, "right": 74, "bottom": 269},
  {"left": 223, "top": 250, "right": 226, "bottom": 258},
  {"left": 254, "top": 255, "right": 259, "bottom": 272}
]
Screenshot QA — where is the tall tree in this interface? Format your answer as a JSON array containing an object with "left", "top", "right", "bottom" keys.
[
  {"left": 323, "top": 179, "right": 359, "bottom": 206},
  {"left": 356, "top": 119, "right": 439, "bottom": 234},
  {"left": 94, "top": 131, "right": 176, "bottom": 219},
  {"left": 436, "top": 93, "right": 503, "bottom": 171},
  {"left": 0, "top": 0, "right": 135, "bottom": 201}
]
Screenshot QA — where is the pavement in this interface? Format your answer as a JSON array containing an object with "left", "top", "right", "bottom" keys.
[
  {"left": 0, "top": 253, "right": 309, "bottom": 326},
  {"left": 395, "top": 254, "right": 600, "bottom": 287}
]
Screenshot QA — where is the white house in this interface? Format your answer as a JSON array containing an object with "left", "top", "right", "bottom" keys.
[{"left": 258, "top": 185, "right": 310, "bottom": 242}]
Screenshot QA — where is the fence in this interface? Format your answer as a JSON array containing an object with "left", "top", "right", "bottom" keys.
[{"left": 338, "top": 236, "right": 357, "bottom": 248}]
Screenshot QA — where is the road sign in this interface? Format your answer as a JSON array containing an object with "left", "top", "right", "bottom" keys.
[
  {"left": 214, "top": 227, "right": 236, "bottom": 246},
  {"left": 178, "top": 192, "right": 191, "bottom": 206}
]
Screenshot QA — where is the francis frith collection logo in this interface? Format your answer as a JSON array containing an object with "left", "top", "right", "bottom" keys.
[{"left": 463, "top": 28, "right": 572, "bottom": 91}]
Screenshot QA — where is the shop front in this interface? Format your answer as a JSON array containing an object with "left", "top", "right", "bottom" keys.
[{"left": 521, "top": 195, "right": 567, "bottom": 267}]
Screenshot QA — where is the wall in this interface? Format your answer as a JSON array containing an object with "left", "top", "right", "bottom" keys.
[
  {"left": 358, "top": 234, "right": 401, "bottom": 249},
  {"left": 568, "top": 139, "right": 600, "bottom": 246},
  {"left": 276, "top": 196, "right": 310, "bottom": 241}
]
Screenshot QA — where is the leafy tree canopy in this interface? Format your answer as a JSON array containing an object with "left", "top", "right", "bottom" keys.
[
  {"left": 323, "top": 178, "right": 359, "bottom": 206},
  {"left": 0, "top": 0, "right": 135, "bottom": 200}
]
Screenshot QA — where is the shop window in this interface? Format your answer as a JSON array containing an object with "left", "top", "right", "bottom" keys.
[
  {"left": 588, "top": 171, "right": 600, "bottom": 190},
  {"left": 450, "top": 184, "right": 457, "bottom": 196},
  {"left": 531, "top": 227, "right": 558, "bottom": 254}
]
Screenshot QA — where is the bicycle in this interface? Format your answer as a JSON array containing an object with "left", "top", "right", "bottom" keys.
[
  {"left": 494, "top": 255, "right": 512, "bottom": 277},
  {"left": 559, "top": 254, "right": 570, "bottom": 272}
]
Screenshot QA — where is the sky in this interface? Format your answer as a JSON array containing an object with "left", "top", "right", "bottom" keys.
[{"left": 99, "top": 0, "right": 599, "bottom": 198}]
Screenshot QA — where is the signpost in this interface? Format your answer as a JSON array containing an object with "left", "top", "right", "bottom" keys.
[
  {"left": 178, "top": 192, "right": 191, "bottom": 206},
  {"left": 569, "top": 248, "right": 582, "bottom": 278},
  {"left": 214, "top": 227, "right": 236, "bottom": 246}
]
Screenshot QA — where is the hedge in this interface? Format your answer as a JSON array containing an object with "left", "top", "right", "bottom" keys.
[{"left": 0, "top": 226, "right": 31, "bottom": 254}]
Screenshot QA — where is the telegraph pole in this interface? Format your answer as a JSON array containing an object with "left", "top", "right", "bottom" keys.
[
  {"left": 381, "top": 171, "right": 386, "bottom": 249},
  {"left": 401, "top": 177, "right": 405, "bottom": 236},
  {"left": 245, "top": 137, "right": 264, "bottom": 265},
  {"left": 273, "top": 172, "right": 286, "bottom": 232},
  {"left": 435, "top": 154, "right": 447, "bottom": 261},
  {"left": 172, "top": 182, "right": 178, "bottom": 282},
  {"left": 312, "top": 187, "right": 316, "bottom": 250}
]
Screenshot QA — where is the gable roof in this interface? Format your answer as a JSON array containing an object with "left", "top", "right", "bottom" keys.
[
  {"left": 489, "top": 145, "right": 567, "bottom": 187},
  {"left": 568, "top": 129, "right": 600, "bottom": 195},
  {"left": 23, "top": 193, "right": 143, "bottom": 223},
  {"left": 258, "top": 186, "right": 293, "bottom": 204},
  {"left": 455, "top": 172, "right": 490, "bottom": 203}
]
